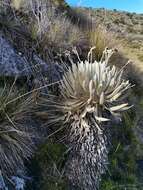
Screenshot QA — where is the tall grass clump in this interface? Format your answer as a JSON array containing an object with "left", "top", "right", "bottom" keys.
[
  {"left": 38, "top": 48, "right": 133, "bottom": 189},
  {"left": 0, "top": 78, "right": 36, "bottom": 180},
  {"left": 89, "top": 25, "right": 119, "bottom": 61}
]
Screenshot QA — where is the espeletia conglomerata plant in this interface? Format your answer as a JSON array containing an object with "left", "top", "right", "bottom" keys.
[{"left": 43, "top": 47, "right": 133, "bottom": 190}]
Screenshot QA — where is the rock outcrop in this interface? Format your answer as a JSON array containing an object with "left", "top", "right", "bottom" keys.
[{"left": 0, "top": 32, "right": 62, "bottom": 82}]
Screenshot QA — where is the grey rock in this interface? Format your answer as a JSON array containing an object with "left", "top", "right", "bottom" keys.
[
  {"left": 0, "top": 32, "right": 31, "bottom": 76},
  {"left": 0, "top": 32, "right": 62, "bottom": 82},
  {"left": 32, "top": 54, "right": 63, "bottom": 82}
]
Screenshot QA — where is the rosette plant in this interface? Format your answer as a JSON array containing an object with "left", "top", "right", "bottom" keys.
[{"left": 41, "top": 47, "right": 133, "bottom": 190}]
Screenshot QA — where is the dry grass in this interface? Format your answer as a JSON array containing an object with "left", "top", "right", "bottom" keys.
[
  {"left": 0, "top": 78, "right": 37, "bottom": 178},
  {"left": 37, "top": 16, "right": 84, "bottom": 55},
  {"left": 88, "top": 25, "right": 143, "bottom": 87},
  {"left": 26, "top": 0, "right": 85, "bottom": 55},
  {"left": 0, "top": 0, "right": 86, "bottom": 62},
  {"left": 89, "top": 25, "right": 120, "bottom": 60},
  {"left": 118, "top": 43, "right": 143, "bottom": 86}
]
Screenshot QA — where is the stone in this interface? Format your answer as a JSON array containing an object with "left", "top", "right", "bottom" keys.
[
  {"left": 0, "top": 32, "right": 62, "bottom": 82},
  {"left": 0, "top": 32, "right": 30, "bottom": 76}
]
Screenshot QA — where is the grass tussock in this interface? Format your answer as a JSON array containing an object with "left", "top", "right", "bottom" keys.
[
  {"left": 89, "top": 25, "right": 120, "bottom": 60},
  {"left": 0, "top": 77, "right": 37, "bottom": 177}
]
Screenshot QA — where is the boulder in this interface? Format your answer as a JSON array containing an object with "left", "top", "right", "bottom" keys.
[{"left": 0, "top": 32, "right": 62, "bottom": 82}]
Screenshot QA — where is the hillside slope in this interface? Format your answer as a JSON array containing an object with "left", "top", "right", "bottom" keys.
[
  {"left": 73, "top": 7, "right": 143, "bottom": 82},
  {"left": 0, "top": 1, "right": 143, "bottom": 189}
]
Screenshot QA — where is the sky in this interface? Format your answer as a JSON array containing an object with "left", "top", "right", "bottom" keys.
[{"left": 65, "top": 0, "right": 143, "bottom": 13}]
